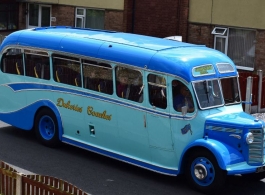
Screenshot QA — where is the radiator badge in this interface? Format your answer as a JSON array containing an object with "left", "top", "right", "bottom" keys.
[{"left": 229, "top": 134, "right": 241, "bottom": 139}]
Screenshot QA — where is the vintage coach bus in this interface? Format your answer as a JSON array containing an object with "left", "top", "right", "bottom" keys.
[{"left": 0, "top": 26, "right": 264, "bottom": 193}]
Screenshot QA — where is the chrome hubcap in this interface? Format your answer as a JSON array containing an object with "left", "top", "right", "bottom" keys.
[{"left": 194, "top": 163, "right": 207, "bottom": 180}]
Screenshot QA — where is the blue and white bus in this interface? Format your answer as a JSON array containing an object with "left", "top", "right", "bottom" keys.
[{"left": 0, "top": 26, "right": 264, "bottom": 193}]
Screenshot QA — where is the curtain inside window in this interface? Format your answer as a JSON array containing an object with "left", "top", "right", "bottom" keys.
[
  {"left": 227, "top": 29, "right": 256, "bottom": 69},
  {"left": 85, "top": 9, "right": 105, "bottom": 30}
]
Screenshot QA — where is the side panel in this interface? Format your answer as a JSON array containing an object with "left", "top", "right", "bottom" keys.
[
  {"left": 117, "top": 101, "right": 150, "bottom": 161},
  {"left": 81, "top": 93, "right": 119, "bottom": 152},
  {"left": 0, "top": 76, "right": 26, "bottom": 112}
]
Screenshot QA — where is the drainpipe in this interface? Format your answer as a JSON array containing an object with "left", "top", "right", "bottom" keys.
[
  {"left": 257, "top": 70, "right": 262, "bottom": 113},
  {"left": 176, "top": 0, "right": 181, "bottom": 35},
  {"left": 244, "top": 76, "right": 253, "bottom": 114}
]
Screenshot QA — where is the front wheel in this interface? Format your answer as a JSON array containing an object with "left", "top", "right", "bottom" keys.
[
  {"left": 35, "top": 108, "right": 60, "bottom": 147},
  {"left": 185, "top": 150, "right": 227, "bottom": 194}
]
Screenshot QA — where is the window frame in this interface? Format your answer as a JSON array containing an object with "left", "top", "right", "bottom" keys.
[
  {"left": 75, "top": 7, "right": 105, "bottom": 29},
  {"left": 27, "top": 3, "right": 51, "bottom": 29},
  {"left": 115, "top": 66, "right": 143, "bottom": 102},
  {"left": 24, "top": 49, "right": 50, "bottom": 80},
  {"left": 212, "top": 27, "right": 255, "bottom": 71},
  {"left": 214, "top": 35, "right": 228, "bottom": 55},
  {"left": 52, "top": 54, "right": 81, "bottom": 87},
  {"left": 212, "top": 27, "right": 227, "bottom": 36},
  {"left": 83, "top": 60, "right": 113, "bottom": 94},
  {"left": 147, "top": 73, "right": 167, "bottom": 109},
  {"left": 75, "top": 8, "right": 85, "bottom": 28},
  {"left": 0, "top": 47, "right": 24, "bottom": 76}
]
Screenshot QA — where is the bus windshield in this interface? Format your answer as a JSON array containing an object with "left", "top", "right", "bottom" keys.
[
  {"left": 220, "top": 77, "right": 241, "bottom": 105},
  {"left": 193, "top": 77, "right": 240, "bottom": 109}
]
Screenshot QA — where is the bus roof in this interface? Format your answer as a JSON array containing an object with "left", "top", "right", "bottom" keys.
[{"left": 0, "top": 26, "right": 237, "bottom": 82}]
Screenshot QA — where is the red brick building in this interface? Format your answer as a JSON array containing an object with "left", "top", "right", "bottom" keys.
[
  {"left": 188, "top": 0, "right": 265, "bottom": 73},
  {"left": 1, "top": 0, "right": 265, "bottom": 73},
  {"left": 123, "top": 0, "right": 189, "bottom": 41},
  {"left": 0, "top": 0, "right": 189, "bottom": 41}
]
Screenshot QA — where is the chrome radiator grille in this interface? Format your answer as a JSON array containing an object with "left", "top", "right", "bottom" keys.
[{"left": 248, "top": 129, "right": 264, "bottom": 164}]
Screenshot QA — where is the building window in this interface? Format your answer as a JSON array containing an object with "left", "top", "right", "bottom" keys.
[
  {"left": 75, "top": 8, "right": 105, "bottom": 30},
  {"left": 212, "top": 27, "right": 256, "bottom": 71},
  {"left": 0, "top": 3, "right": 18, "bottom": 31},
  {"left": 28, "top": 4, "right": 51, "bottom": 28}
]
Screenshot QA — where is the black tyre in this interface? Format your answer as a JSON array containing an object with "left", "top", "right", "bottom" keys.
[
  {"left": 185, "top": 150, "right": 227, "bottom": 194},
  {"left": 35, "top": 108, "right": 60, "bottom": 147}
]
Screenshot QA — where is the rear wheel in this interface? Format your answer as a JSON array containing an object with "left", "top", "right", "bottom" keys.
[
  {"left": 35, "top": 108, "right": 60, "bottom": 147},
  {"left": 185, "top": 150, "right": 226, "bottom": 194}
]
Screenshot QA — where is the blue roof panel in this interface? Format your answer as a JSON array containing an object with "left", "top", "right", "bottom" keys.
[{"left": 0, "top": 26, "right": 237, "bottom": 82}]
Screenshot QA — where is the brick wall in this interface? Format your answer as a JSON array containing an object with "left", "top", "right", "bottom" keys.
[
  {"left": 123, "top": 0, "right": 133, "bottom": 33},
  {"left": 51, "top": 5, "right": 75, "bottom": 26},
  {"left": 18, "top": 3, "right": 26, "bottom": 29},
  {"left": 188, "top": 23, "right": 214, "bottom": 48},
  {"left": 105, "top": 10, "right": 124, "bottom": 32},
  {"left": 123, "top": 0, "right": 189, "bottom": 41},
  {"left": 255, "top": 30, "right": 265, "bottom": 72}
]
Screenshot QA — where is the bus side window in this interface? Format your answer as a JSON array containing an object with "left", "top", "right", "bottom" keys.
[
  {"left": 0, "top": 48, "right": 24, "bottom": 75},
  {"left": 97, "top": 63, "right": 113, "bottom": 95},
  {"left": 52, "top": 54, "right": 81, "bottom": 87},
  {"left": 24, "top": 50, "right": 50, "bottom": 80},
  {"left": 148, "top": 74, "right": 167, "bottom": 109},
  {"left": 116, "top": 67, "right": 143, "bottom": 102},
  {"left": 172, "top": 81, "right": 194, "bottom": 113},
  {"left": 83, "top": 61, "right": 113, "bottom": 94},
  {"left": 83, "top": 60, "right": 100, "bottom": 92}
]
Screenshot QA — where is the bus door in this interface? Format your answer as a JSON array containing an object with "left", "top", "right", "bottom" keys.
[
  {"left": 146, "top": 73, "right": 173, "bottom": 151},
  {"left": 170, "top": 79, "right": 195, "bottom": 159},
  {"left": 115, "top": 67, "right": 151, "bottom": 161}
]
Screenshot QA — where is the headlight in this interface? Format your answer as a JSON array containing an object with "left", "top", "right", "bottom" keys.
[{"left": 245, "top": 132, "right": 254, "bottom": 144}]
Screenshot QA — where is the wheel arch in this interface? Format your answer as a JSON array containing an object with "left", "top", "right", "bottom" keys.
[
  {"left": 33, "top": 100, "right": 63, "bottom": 141},
  {"left": 178, "top": 138, "right": 245, "bottom": 174}
]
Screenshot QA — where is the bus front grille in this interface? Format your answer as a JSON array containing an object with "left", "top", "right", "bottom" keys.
[{"left": 248, "top": 129, "right": 264, "bottom": 164}]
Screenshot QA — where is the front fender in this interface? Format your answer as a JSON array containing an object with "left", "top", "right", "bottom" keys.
[{"left": 180, "top": 138, "right": 245, "bottom": 171}]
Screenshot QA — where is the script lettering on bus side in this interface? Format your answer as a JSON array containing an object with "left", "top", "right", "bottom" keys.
[
  {"left": 56, "top": 98, "right": 83, "bottom": 113},
  {"left": 87, "top": 106, "right": 112, "bottom": 121}
]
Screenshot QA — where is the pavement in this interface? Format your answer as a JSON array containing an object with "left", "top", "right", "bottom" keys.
[{"left": 252, "top": 113, "right": 265, "bottom": 121}]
